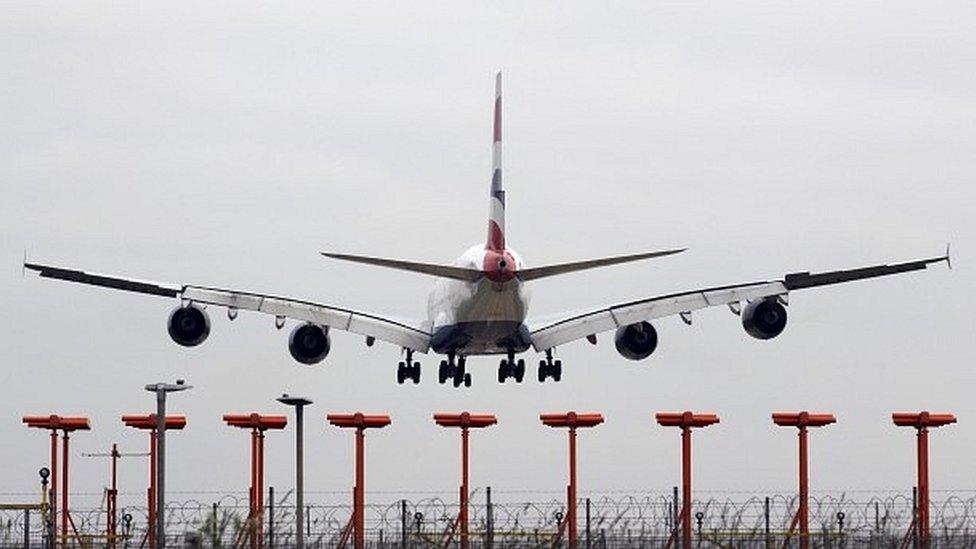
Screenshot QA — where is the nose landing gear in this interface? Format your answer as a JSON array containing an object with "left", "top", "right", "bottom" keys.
[
  {"left": 538, "top": 349, "right": 562, "bottom": 382},
  {"left": 497, "top": 351, "right": 526, "bottom": 384},
  {"left": 437, "top": 354, "right": 471, "bottom": 388},
  {"left": 396, "top": 348, "right": 421, "bottom": 384}
]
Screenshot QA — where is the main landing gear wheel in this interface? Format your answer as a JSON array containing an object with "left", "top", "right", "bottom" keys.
[
  {"left": 452, "top": 357, "right": 470, "bottom": 388},
  {"left": 438, "top": 355, "right": 471, "bottom": 388},
  {"left": 396, "top": 349, "right": 421, "bottom": 385},
  {"left": 454, "top": 372, "right": 472, "bottom": 388},
  {"left": 438, "top": 360, "right": 451, "bottom": 384},
  {"left": 497, "top": 357, "right": 525, "bottom": 383},
  {"left": 396, "top": 360, "right": 421, "bottom": 384},
  {"left": 538, "top": 350, "right": 562, "bottom": 383}
]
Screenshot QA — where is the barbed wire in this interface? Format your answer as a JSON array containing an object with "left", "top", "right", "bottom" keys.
[{"left": 2, "top": 492, "right": 976, "bottom": 547}]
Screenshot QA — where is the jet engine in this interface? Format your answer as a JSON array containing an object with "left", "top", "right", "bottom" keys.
[
  {"left": 167, "top": 304, "right": 211, "bottom": 347},
  {"left": 614, "top": 321, "right": 658, "bottom": 360},
  {"left": 288, "top": 323, "right": 331, "bottom": 365},
  {"left": 741, "top": 298, "right": 788, "bottom": 340}
]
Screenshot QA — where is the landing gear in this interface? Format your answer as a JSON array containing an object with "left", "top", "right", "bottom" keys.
[
  {"left": 437, "top": 354, "right": 471, "bottom": 388},
  {"left": 396, "top": 349, "right": 421, "bottom": 384},
  {"left": 538, "top": 349, "right": 562, "bottom": 383},
  {"left": 497, "top": 351, "right": 525, "bottom": 384},
  {"left": 438, "top": 360, "right": 451, "bottom": 384}
]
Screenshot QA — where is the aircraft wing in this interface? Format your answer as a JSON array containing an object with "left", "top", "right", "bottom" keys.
[
  {"left": 528, "top": 253, "right": 949, "bottom": 352},
  {"left": 24, "top": 262, "right": 431, "bottom": 352}
]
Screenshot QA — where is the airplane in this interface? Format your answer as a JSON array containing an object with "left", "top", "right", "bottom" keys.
[{"left": 24, "top": 73, "right": 950, "bottom": 388}]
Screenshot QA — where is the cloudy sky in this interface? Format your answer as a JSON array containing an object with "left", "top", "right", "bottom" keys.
[{"left": 1, "top": 1, "right": 974, "bottom": 511}]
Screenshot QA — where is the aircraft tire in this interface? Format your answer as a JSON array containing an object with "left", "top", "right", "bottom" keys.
[{"left": 497, "top": 360, "right": 509, "bottom": 383}]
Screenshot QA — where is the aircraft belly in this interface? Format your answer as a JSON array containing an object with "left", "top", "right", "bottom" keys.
[
  {"left": 430, "top": 279, "right": 531, "bottom": 355},
  {"left": 430, "top": 320, "right": 532, "bottom": 355}
]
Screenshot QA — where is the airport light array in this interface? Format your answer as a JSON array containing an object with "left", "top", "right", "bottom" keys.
[{"left": 18, "top": 408, "right": 959, "bottom": 549}]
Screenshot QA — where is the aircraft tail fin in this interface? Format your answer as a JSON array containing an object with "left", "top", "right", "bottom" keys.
[{"left": 486, "top": 71, "right": 505, "bottom": 252}]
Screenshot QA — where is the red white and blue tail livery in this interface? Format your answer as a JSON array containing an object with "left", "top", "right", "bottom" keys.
[
  {"left": 488, "top": 71, "right": 506, "bottom": 254},
  {"left": 24, "top": 72, "right": 950, "bottom": 387}
]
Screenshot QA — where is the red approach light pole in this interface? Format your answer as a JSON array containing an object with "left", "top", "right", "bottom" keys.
[
  {"left": 540, "top": 411, "right": 604, "bottom": 549},
  {"left": 223, "top": 413, "right": 288, "bottom": 549},
  {"left": 655, "top": 411, "right": 719, "bottom": 549},
  {"left": 23, "top": 415, "right": 91, "bottom": 549},
  {"left": 773, "top": 411, "right": 836, "bottom": 549},
  {"left": 434, "top": 412, "right": 498, "bottom": 549},
  {"left": 327, "top": 413, "right": 392, "bottom": 549},
  {"left": 893, "top": 411, "right": 957, "bottom": 548},
  {"left": 122, "top": 414, "right": 187, "bottom": 549}
]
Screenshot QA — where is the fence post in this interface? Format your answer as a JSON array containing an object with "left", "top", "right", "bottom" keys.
[
  {"left": 585, "top": 498, "right": 591, "bottom": 549},
  {"left": 400, "top": 500, "right": 407, "bottom": 549},
  {"left": 268, "top": 486, "right": 274, "bottom": 549},
  {"left": 673, "top": 486, "right": 680, "bottom": 547},
  {"left": 667, "top": 497, "right": 673, "bottom": 539},
  {"left": 212, "top": 502, "right": 219, "bottom": 548},
  {"left": 913, "top": 487, "right": 919, "bottom": 549},
  {"left": 874, "top": 500, "right": 880, "bottom": 536},
  {"left": 306, "top": 505, "right": 311, "bottom": 539},
  {"left": 764, "top": 496, "right": 770, "bottom": 548},
  {"left": 486, "top": 486, "right": 493, "bottom": 549},
  {"left": 23, "top": 508, "right": 29, "bottom": 549}
]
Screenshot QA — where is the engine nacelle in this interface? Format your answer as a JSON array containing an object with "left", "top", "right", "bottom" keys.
[
  {"left": 167, "top": 305, "right": 211, "bottom": 347},
  {"left": 288, "top": 323, "right": 331, "bottom": 365},
  {"left": 741, "top": 298, "right": 788, "bottom": 340},
  {"left": 614, "top": 321, "right": 658, "bottom": 360}
]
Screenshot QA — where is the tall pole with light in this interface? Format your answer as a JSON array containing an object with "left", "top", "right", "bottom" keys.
[
  {"left": 893, "top": 411, "right": 957, "bottom": 548},
  {"left": 772, "top": 411, "right": 836, "bottom": 549},
  {"left": 327, "top": 413, "right": 392, "bottom": 549},
  {"left": 433, "top": 412, "right": 498, "bottom": 549},
  {"left": 145, "top": 380, "right": 192, "bottom": 549},
  {"left": 277, "top": 395, "right": 312, "bottom": 549},
  {"left": 540, "top": 411, "right": 605, "bottom": 549},
  {"left": 655, "top": 411, "right": 720, "bottom": 549}
]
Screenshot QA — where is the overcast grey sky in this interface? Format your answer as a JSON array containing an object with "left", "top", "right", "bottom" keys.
[{"left": 1, "top": 2, "right": 974, "bottom": 508}]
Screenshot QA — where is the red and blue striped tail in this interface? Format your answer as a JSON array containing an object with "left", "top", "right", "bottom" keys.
[{"left": 487, "top": 71, "right": 506, "bottom": 252}]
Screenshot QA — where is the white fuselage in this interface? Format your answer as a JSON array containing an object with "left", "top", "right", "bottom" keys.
[{"left": 426, "top": 244, "right": 530, "bottom": 355}]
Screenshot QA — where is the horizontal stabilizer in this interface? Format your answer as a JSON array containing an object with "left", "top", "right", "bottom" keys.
[
  {"left": 321, "top": 253, "right": 484, "bottom": 282},
  {"left": 517, "top": 248, "right": 686, "bottom": 282}
]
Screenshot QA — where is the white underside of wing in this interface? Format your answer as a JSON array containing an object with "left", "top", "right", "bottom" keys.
[
  {"left": 529, "top": 281, "right": 786, "bottom": 351},
  {"left": 182, "top": 286, "right": 431, "bottom": 352}
]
